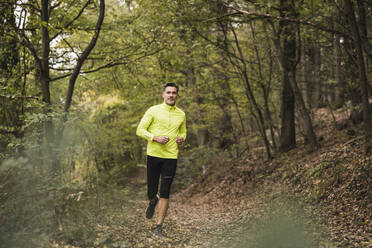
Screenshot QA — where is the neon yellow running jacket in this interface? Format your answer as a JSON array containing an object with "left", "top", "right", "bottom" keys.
[{"left": 136, "top": 103, "right": 187, "bottom": 159}]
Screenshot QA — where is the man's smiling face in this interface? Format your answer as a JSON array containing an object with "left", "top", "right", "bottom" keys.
[{"left": 162, "top": 86, "right": 178, "bottom": 106}]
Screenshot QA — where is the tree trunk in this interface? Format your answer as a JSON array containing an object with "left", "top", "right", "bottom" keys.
[
  {"left": 313, "top": 30, "right": 323, "bottom": 108},
  {"left": 277, "top": 0, "right": 319, "bottom": 152},
  {"left": 356, "top": 0, "right": 372, "bottom": 60},
  {"left": 186, "top": 67, "right": 209, "bottom": 147},
  {"left": 300, "top": 39, "right": 309, "bottom": 109},
  {"left": 178, "top": 18, "right": 209, "bottom": 148},
  {"left": 40, "top": 0, "right": 55, "bottom": 150},
  {"left": 303, "top": 38, "right": 314, "bottom": 109},
  {"left": 277, "top": 0, "right": 296, "bottom": 152},
  {"left": 288, "top": 71, "right": 319, "bottom": 150},
  {"left": 345, "top": 0, "right": 371, "bottom": 151},
  {"left": 214, "top": 75, "right": 235, "bottom": 149},
  {"left": 279, "top": 72, "right": 296, "bottom": 152},
  {"left": 250, "top": 22, "right": 277, "bottom": 152},
  {"left": 334, "top": 32, "right": 344, "bottom": 107},
  {"left": 64, "top": 0, "right": 105, "bottom": 112},
  {"left": 213, "top": 0, "right": 235, "bottom": 150},
  {"left": 229, "top": 26, "right": 272, "bottom": 159},
  {"left": 40, "top": 0, "right": 51, "bottom": 105}
]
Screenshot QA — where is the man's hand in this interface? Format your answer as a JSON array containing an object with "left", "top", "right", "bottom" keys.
[
  {"left": 176, "top": 137, "right": 184, "bottom": 145},
  {"left": 153, "top": 136, "right": 169, "bottom": 144}
]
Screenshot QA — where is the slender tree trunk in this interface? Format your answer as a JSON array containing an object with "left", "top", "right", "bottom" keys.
[
  {"left": 355, "top": 0, "right": 371, "bottom": 104},
  {"left": 288, "top": 71, "right": 319, "bottom": 150},
  {"left": 279, "top": 72, "right": 296, "bottom": 152},
  {"left": 228, "top": 24, "right": 272, "bottom": 159},
  {"left": 40, "top": 0, "right": 51, "bottom": 105},
  {"left": 304, "top": 40, "right": 314, "bottom": 110},
  {"left": 40, "top": 0, "right": 55, "bottom": 150},
  {"left": 64, "top": 0, "right": 105, "bottom": 112},
  {"left": 300, "top": 39, "right": 308, "bottom": 108},
  {"left": 334, "top": 32, "right": 344, "bottom": 107},
  {"left": 250, "top": 22, "right": 277, "bottom": 152},
  {"left": 213, "top": 0, "right": 235, "bottom": 150},
  {"left": 356, "top": 0, "right": 372, "bottom": 60},
  {"left": 345, "top": 0, "right": 371, "bottom": 151},
  {"left": 214, "top": 76, "right": 235, "bottom": 149},
  {"left": 178, "top": 20, "right": 209, "bottom": 148},
  {"left": 264, "top": 93, "right": 277, "bottom": 152},
  {"left": 277, "top": 0, "right": 296, "bottom": 152},
  {"left": 277, "top": 0, "right": 318, "bottom": 151},
  {"left": 186, "top": 66, "right": 209, "bottom": 147},
  {"left": 241, "top": 70, "right": 273, "bottom": 159},
  {"left": 313, "top": 30, "right": 323, "bottom": 108},
  {"left": 231, "top": 93, "right": 247, "bottom": 136}
]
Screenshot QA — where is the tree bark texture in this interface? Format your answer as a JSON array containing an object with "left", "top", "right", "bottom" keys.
[
  {"left": 288, "top": 71, "right": 319, "bottom": 150},
  {"left": 213, "top": 0, "right": 235, "bottom": 150},
  {"left": 279, "top": 0, "right": 318, "bottom": 151},
  {"left": 333, "top": 32, "right": 344, "bottom": 107},
  {"left": 356, "top": 0, "right": 372, "bottom": 60},
  {"left": 345, "top": 0, "right": 371, "bottom": 151},
  {"left": 41, "top": 0, "right": 51, "bottom": 104},
  {"left": 279, "top": 72, "right": 296, "bottom": 152},
  {"left": 278, "top": 0, "right": 296, "bottom": 152},
  {"left": 312, "top": 30, "right": 323, "bottom": 108},
  {"left": 40, "top": 0, "right": 55, "bottom": 147}
]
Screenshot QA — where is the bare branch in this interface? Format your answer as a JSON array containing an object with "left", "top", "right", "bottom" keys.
[
  {"left": 64, "top": 0, "right": 105, "bottom": 112},
  {"left": 50, "top": 47, "right": 165, "bottom": 82},
  {"left": 16, "top": 2, "right": 41, "bottom": 14},
  {"left": 50, "top": 0, "right": 63, "bottom": 12},
  {"left": 50, "top": 0, "right": 91, "bottom": 42},
  {"left": 222, "top": 3, "right": 348, "bottom": 37}
]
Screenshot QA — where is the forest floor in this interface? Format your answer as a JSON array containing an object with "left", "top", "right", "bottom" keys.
[
  {"left": 86, "top": 181, "right": 326, "bottom": 248},
  {"left": 55, "top": 108, "right": 371, "bottom": 248}
]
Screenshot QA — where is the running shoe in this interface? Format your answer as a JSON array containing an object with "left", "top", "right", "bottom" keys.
[
  {"left": 145, "top": 195, "right": 159, "bottom": 219},
  {"left": 153, "top": 224, "right": 164, "bottom": 237}
]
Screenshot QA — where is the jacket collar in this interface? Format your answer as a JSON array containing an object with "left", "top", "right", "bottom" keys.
[{"left": 162, "top": 102, "right": 176, "bottom": 110}]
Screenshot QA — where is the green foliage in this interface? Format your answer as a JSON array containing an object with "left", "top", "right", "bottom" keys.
[
  {"left": 58, "top": 92, "right": 146, "bottom": 185},
  {"left": 52, "top": 183, "right": 96, "bottom": 247},
  {"left": 0, "top": 155, "right": 98, "bottom": 247},
  {"left": 0, "top": 157, "right": 55, "bottom": 247}
]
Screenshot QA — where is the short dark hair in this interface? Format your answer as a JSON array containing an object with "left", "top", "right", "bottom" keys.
[{"left": 162, "top": 82, "right": 179, "bottom": 92}]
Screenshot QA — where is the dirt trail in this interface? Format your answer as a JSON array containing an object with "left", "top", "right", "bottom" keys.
[
  {"left": 91, "top": 181, "right": 331, "bottom": 248},
  {"left": 59, "top": 109, "right": 371, "bottom": 248}
]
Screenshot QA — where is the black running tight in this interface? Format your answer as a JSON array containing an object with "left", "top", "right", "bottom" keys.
[{"left": 146, "top": 155, "right": 177, "bottom": 199}]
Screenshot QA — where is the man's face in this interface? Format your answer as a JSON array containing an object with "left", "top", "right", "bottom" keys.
[{"left": 162, "top": 86, "right": 178, "bottom": 106}]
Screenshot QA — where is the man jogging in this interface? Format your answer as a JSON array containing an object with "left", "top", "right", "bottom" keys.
[{"left": 136, "top": 82, "right": 186, "bottom": 237}]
